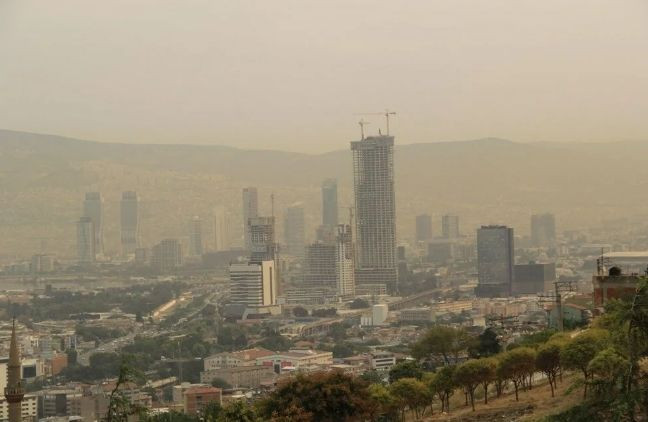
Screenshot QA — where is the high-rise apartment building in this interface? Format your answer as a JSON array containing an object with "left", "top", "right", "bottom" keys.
[
  {"left": 213, "top": 206, "right": 229, "bottom": 251},
  {"left": 321, "top": 179, "right": 338, "bottom": 227},
  {"left": 229, "top": 261, "right": 276, "bottom": 307},
  {"left": 415, "top": 214, "right": 432, "bottom": 242},
  {"left": 351, "top": 135, "right": 397, "bottom": 293},
  {"left": 442, "top": 215, "right": 460, "bottom": 239},
  {"left": 476, "top": 225, "right": 514, "bottom": 298},
  {"left": 188, "top": 216, "right": 203, "bottom": 257},
  {"left": 83, "top": 192, "right": 103, "bottom": 256},
  {"left": 76, "top": 217, "right": 95, "bottom": 264},
  {"left": 248, "top": 217, "right": 277, "bottom": 262},
  {"left": 284, "top": 205, "right": 305, "bottom": 258},
  {"left": 335, "top": 224, "right": 355, "bottom": 297},
  {"left": 242, "top": 188, "right": 258, "bottom": 250},
  {"left": 304, "top": 243, "right": 337, "bottom": 287},
  {"left": 151, "top": 239, "right": 183, "bottom": 272},
  {"left": 531, "top": 213, "right": 556, "bottom": 248},
  {"left": 120, "top": 191, "right": 139, "bottom": 256}
]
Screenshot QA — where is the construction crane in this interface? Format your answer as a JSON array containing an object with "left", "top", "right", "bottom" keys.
[
  {"left": 355, "top": 109, "right": 397, "bottom": 136},
  {"left": 358, "top": 119, "right": 370, "bottom": 140}
]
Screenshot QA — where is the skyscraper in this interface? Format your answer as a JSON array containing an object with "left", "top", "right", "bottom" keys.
[
  {"left": 151, "top": 239, "right": 183, "bottom": 273},
  {"left": 531, "top": 213, "right": 556, "bottom": 248},
  {"left": 415, "top": 214, "right": 432, "bottom": 242},
  {"left": 213, "top": 206, "right": 229, "bottom": 251},
  {"left": 321, "top": 179, "right": 338, "bottom": 227},
  {"left": 76, "top": 217, "right": 96, "bottom": 264},
  {"left": 351, "top": 135, "right": 397, "bottom": 293},
  {"left": 442, "top": 215, "right": 460, "bottom": 239},
  {"left": 284, "top": 204, "right": 305, "bottom": 258},
  {"left": 476, "top": 225, "right": 514, "bottom": 298},
  {"left": 248, "top": 217, "right": 277, "bottom": 262},
  {"left": 335, "top": 224, "right": 355, "bottom": 297},
  {"left": 188, "top": 216, "right": 203, "bottom": 257},
  {"left": 304, "top": 242, "right": 337, "bottom": 287},
  {"left": 120, "top": 191, "right": 139, "bottom": 256},
  {"left": 83, "top": 192, "right": 103, "bottom": 256},
  {"left": 242, "top": 187, "right": 258, "bottom": 250},
  {"left": 229, "top": 261, "right": 276, "bottom": 308},
  {"left": 4, "top": 320, "right": 24, "bottom": 422}
]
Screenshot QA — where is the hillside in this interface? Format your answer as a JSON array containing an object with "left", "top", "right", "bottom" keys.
[{"left": 2, "top": 129, "right": 648, "bottom": 260}]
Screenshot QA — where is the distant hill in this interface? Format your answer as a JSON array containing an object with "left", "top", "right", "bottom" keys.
[{"left": 2, "top": 129, "right": 648, "bottom": 260}]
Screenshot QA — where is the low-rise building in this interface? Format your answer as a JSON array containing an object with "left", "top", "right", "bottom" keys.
[
  {"left": 183, "top": 387, "right": 222, "bottom": 416},
  {"left": 203, "top": 348, "right": 274, "bottom": 371},
  {"left": 200, "top": 365, "right": 276, "bottom": 388},
  {"left": 400, "top": 307, "right": 434, "bottom": 323},
  {"left": 370, "top": 352, "right": 396, "bottom": 371}
]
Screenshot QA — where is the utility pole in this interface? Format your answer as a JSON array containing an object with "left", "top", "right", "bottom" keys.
[{"left": 537, "top": 280, "right": 576, "bottom": 331}]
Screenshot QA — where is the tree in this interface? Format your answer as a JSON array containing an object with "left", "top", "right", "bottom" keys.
[
  {"left": 292, "top": 306, "right": 309, "bottom": 317},
  {"left": 367, "top": 383, "right": 398, "bottom": 421},
  {"left": 389, "top": 360, "right": 423, "bottom": 383},
  {"left": 453, "top": 359, "right": 495, "bottom": 411},
  {"left": 536, "top": 342, "right": 562, "bottom": 397},
  {"left": 427, "top": 365, "right": 456, "bottom": 413},
  {"left": 411, "top": 326, "right": 475, "bottom": 365},
  {"left": 201, "top": 402, "right": 222, "bottom": 422},
  {"left": 104, "top": 356, "right": 146, "bottom": 422},
  {"left": 587, "top": 347, "right": 629, "bottom": 398},
  {"left": 497, "top": 347, "right": 536, "bottom": 401},
  {"left": 257, "top": 371, "right": 375, "bottom": 421},
  {"left": 389, "top": 378, "right": 431, "bottom": 420},
  {"left": 332, "top": 343, "right": 354, "bottom": 359},
  {"left": 361, "top": 370, "right": 385, "bottom": 385},
  {"left": 217, "top": 400, "right": 257, "bottom": 422},
  {"left": 474, "top": 328, "right": 501, "bottom": 357},
  {"left": 329, "top": 323, "right": 347, "bottom": 342},
  {"left": 560, "top": 329, "right": 609, "bottom": 398},
  {"left": 350, "top": 298, "right": 370, "bottom": 309},
  {"left": 210, "top": 378, "right": 232, "bottom": 389}
]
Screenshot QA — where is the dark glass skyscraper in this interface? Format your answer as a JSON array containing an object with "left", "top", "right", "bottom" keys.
[
  {"left": 321, "top": 179, "right": 338, "bottom": 227},
  {"left": 476, "top": 225, "right": 514, "bottom": 297}
]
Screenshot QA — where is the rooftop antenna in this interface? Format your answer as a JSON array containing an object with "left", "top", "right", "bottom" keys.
[{"left": 358, "top": 119, "right": 370, "bottom": 140}]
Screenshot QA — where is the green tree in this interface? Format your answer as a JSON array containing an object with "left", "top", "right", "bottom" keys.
[
  {"left": 453, "top": 359, "right": 495, "bottom": 411},
  {"left": 367, "top": 383, "right": 398, "bottom": 421},
  {"left": 332, "top": 343, "right": 354, "bottom": 359},
  {"left": 292, "top": 306, "right": 309, "bottom": 317},
  {"left": 587, "top": 347, "right": 629, "bottom": 398},
  {"left": 389, "top": 378, "right": 431, "bottom": 420},
  {"left": 217, "top": 400, "right": 257, "bottom": 422},
  {"left": 536, "top": 342, "right": 562, "bottom": 397},
  {"left": 411, "top": 326, "right": 475, "bottom": 365},
  {"left": 201, "top": 402, "right": 222, "bottom": 422},
  {"left": 210, "top": 377, "right": 232, "bottom": 389},
  {"left": 427, "top": 365, "right": 456, "bottom": 413},
  {"left": 350, "top": 298, "right": 370, "bottom": 309},
  {"left": 389, "top": 360, "right": 423, "bottom": 383},
  {"left": 560, "top": 329, "right": 609, "bottom": 398},
  {"left": 497, "top": 347, "right": 536, "bottom": 401},
  {"left": 474, "top": 328, "right": 501, "bottom": 357}
]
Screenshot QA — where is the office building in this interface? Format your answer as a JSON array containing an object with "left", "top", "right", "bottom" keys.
[
  {"left": 321, "top": 179, "right": 338, "bottom": 227},
  {"left": 351, "top": 135, "right": 397, "bottom": 293},
  {"left": 120, "top": 191, "right": 139, "bottom": 256},
  {"left": 336, "top": 224, "right": 355, "bottom": 297},
  {"left": 531, "top": 213, "right": 556, "bottom": 248},
  {"left": 248, "top": 217, "right": 277, "bottom": 262},
  {"left": 513, "top": 262, "right": 556, "bottom": 295},
  {"left": 213, "top": 206, "right": 229, "bottom": 251},
  {"left": 151, "top": 239, "right": 183, "bottom": 273},
  {"left": 476, "top": 225, "right": 514, "bottom": 297},
  {"left": 415, "top": 214, "right": 432, "bottom": 242},
  {"left": 229, "top": 261, "right": 276, "bottom": 307},
  {"left": 442, "top": 215, "right": 460, "bottom": 239},
  {"left": 188, "top": 216, "right": 203, "bottom": 257},
  {"left": 242, "top": 187, "right": 259, "bottom": 250},
  {"left": 284, "top": 204, "right": 305, "bottom": 257},
  {"left": 83, "top": 192, "right": 103, "bottom": 256},
  {"left": 76, "top": 217, "right": 95, "bottom": 264},
  {"left": 304, "top": 243, "right": 336, "bottom": 287}
]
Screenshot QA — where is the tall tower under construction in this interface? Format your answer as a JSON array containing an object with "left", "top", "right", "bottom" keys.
[
  {"left": 351, "top": 135, "right": 397, "bottom": 293},
  {"left": 4, "top": 320, "right": 24, "bottom": 422}
]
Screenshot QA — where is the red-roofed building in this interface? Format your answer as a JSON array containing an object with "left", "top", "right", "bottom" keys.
[{"left": 183, "top": 386, "right": 222, "bottom": 416}]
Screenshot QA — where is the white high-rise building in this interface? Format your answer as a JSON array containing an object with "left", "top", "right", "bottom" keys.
[
  {"left": 336, "top": 225, "right": 355, "bottom": 297},
  {"left": 213, "top": 206, "right": 229, "bottom": 251},
  {"left": 76, "top": 217, "right": 95, "bottom": 264},
  {"left": 242, "top": 187, "right": 258, "bottom": 250},
  {"left": 351, "top": 135, "right": 397, "bottom": 293},
  {"left": 188, "top": 216, "right": 203, "bottom": 257},
  {"left": 284, "top": 204, "right": 305, "bottom": 258},
  {"left": 83, "top": 192, "right": 103, "bottom": 256},
  {"left": 476, "top": 225, "right": 514, "bottom": 298},
  {"left": 229, "top": 261, "right": 276, "bottom": 307}
]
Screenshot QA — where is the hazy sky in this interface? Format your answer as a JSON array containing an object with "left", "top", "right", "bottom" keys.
[{"left": 1, "top": 0, "right": 648, "bottom": 152}]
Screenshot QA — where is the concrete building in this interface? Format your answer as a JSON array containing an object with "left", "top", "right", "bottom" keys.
[
  {"left": 400, "top": 307, "right": 434, "bottom": 323},
  {"left": 213, "top": 206, "right": 229, "bottom": 251},
  {"left": 248, "top": 217, "right": 277, "bottom": 263},
  {"left": 321, "top": 179, "right": 338, "bottom": 228},
  {"left": 120, "top": 191, "right": 139, "bottom": 256},
  {"left": 304, "top": 243, "right": 336, "bottom": 287},
  {"left": 513, "top": 262, "right": 556, "bottom": 295},
  {"left": 183, "top": 387, "right": 222, "bottom": 416},
  {"left": 30, "top": 255, "right": 54, "bottom": 274},
  {"left": 442, "top": 215, "right": 460, "bottom": 239},
  {"left": 476, "top": 225, "right": 514, "bottom": 298},
  {"left": 204, "top": 348, "right": 274, "bottom": 371},
  {"left": 229, "top": 261, "right": 276, "bottom": 308},
  {"left": 370, "top": 352, "right": 396, "bottom": 371},
  {"left": 242, "top": 187, "right": 258, "bottom": 251},
  {"left": 592, "top": 268, "right": 642, "bottom": 306},
  {"left": 188, "top": 216, "right": 203, "bottom": 257},
  {"left": 76, "top": 217, "right": 95, "bottom": 265},
  {"left": 427, "top": 239, "right": 456, "bottom": 264},
  {"left": 415, "top": 214, "right": 432, "bottom": 242},
  {"left": 151, "top": 239, "right": 183, "bottom": 273},
  {"left": 200, "top": 366, "right": 275, "bottom": 389},
  {"left": 284, "top": 205, "right": 305, "bottom": 258},
  {"left": 82, "top": 192, "right": 103, "bottom": 256},
  {"left": 0, "top": 396, "right": 37, "bottom": 422},
  {"left": 531, "top": 213, "right": 556, "bottom": 248},
  {"left": 351, "top": 135, "right": 397, "bottom": 293},
  {"left": 372, "top": 304, "right": 389, "bottom": 325},
  {"left": 336, "top": 225, "right": 355, "bottom": 297}
]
